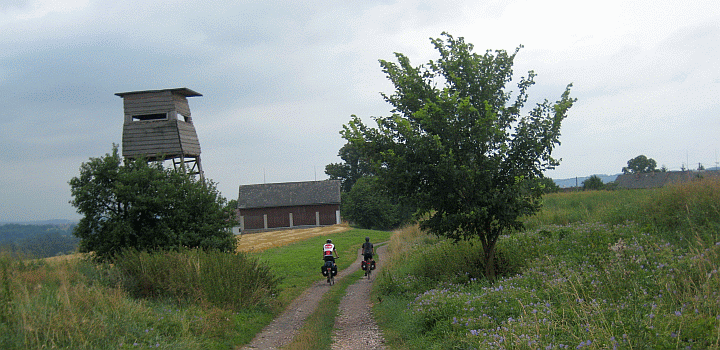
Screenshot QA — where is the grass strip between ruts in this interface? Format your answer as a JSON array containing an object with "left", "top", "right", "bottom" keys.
[{"left": 284, "top": 268, "right": 366, "bottom": 350}]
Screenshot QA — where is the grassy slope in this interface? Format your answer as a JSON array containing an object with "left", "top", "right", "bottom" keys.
[
  {"left": 0, "top": 227, "right": 391, "bottom": 349},
  {"left": 373, "top": 181, "right": 720, "bottom": 349}
]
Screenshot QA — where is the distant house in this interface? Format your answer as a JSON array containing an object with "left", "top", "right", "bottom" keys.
[
  {"left": 615, "top": 170, "right": 720, "bottom": 189},
  {"left": 237, "top": 180, "right": 341, "bottom": 232}
]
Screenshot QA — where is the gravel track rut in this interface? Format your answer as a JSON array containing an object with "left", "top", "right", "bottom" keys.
[{"left": 240, "top": 245, "right": 386, "bottom": 350}]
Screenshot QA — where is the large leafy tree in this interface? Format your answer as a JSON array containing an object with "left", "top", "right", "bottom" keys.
[
  {"left": 325, "top": 137, "right": 374, "bottom": 192},
  {"left": 342, "top": 33, "right": 575, "bottom": 280},
  {"left": 622, "top": 155, "right": 658, "bottom": 174},
  {"left": 69, "top": 146, "right": 237, "bottom": 260}
]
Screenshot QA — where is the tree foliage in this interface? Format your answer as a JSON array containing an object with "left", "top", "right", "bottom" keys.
[
  {"left": 325, "top": 139, "right": 373, "bottom": 192},
  {"left": 341, "top": 33, "right": 574, "bottom": 280},
  {"left": 69, "top": 146, "right": 237, "bottom": 260},
  {"left": 622, "top": 155, "right": 658, "bottom": 174},
  {"left": 341, "top": 176, "right": 414, "bottom": 230},
  {"left": 529, "top": 177, "right": 560, "bottom": 194},
  {"left": 326, "top": 138, "right": 415, "bottom": 229},
  {"left": 582, "top": 175, "right": 605, "bottom": 191}
]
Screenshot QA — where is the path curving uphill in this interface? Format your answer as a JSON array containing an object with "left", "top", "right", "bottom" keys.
[
  {"left": 330, "top": 244, "right": 387, "bottom": 350},
  {"left": 239, "top": 244, "right": 387, "bottom": 350}
]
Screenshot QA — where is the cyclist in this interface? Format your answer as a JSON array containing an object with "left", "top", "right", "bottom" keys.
[
  {"left": 323, "top": 238, "right": 339, "bottom": 267},
  {"left": 361, "top": 237, "right": 375, "bottom": 275}
]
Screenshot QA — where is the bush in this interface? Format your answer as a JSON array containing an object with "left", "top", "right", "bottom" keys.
[
  {"left": 376, "top": 226, "right": 516, "bottom": 297},
  {"left": 70, "top": 146, "right": 238, "bottom": 261},
  {"left": 582, "top": 175, "right": 605, "bottom": 190},
  {"left": 106, "top": 249, "right": 279, "bottom": 311}
]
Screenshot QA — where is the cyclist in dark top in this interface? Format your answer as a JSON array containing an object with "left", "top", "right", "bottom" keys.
[{"left": 361, "top": 237, "right": 375, "bottom": 275}]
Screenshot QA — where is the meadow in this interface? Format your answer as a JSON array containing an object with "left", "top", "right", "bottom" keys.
[
  {"left": 374, "top": 179, "right": 720, "bottom": 349},
  {"left": 0, "top": 226, "right": 391, "bottom": 349},
  {"left": 4, "top": 179, "right": 720, "bottom": 349}
]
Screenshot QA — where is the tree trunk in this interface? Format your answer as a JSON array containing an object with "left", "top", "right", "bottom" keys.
[{"left": 482, "top": 237, "right": 497, "bottom": 282}]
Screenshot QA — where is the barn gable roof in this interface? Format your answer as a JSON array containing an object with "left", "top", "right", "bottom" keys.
[{"left": 237, "top": 180, "right": 341, "bottom": 209}]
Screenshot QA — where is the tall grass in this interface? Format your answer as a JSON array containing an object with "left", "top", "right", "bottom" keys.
[
  {"left": 522, "top": 189, "right": 655, "bottom": 229},
  {"left": 375, "top": 179, "right": 720, "bottom": 349},
  {"left": 0, "top": 249, "right": 279, "bottom": 349},
  {"left": 0, "top": 228, "right": 391, "bottom": 349},
  {"left": 106, "top": 249, "right": 279, "bottom": 311},
  {"left": 0, "top": 255, "right": 244, "bottom": 349}
]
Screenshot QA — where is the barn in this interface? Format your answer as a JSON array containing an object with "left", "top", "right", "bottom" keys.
[{"left": 237, "top": 180, "right": 341, "bottom": 232}]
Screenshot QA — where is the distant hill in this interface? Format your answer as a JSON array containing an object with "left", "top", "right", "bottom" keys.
[
  {"left": 552, "top": 174, "right": 620, "bottom": 188},
  {"left": 0, "top": 219, "right": 77, "bottom": 225},
  {"left": 0, "top": 222, "right": 79, "bottom": 258}
]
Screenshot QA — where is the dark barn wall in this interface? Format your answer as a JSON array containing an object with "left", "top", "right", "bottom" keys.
[{"left": 238, "top": 204, "right": 340, "bottom": 231}]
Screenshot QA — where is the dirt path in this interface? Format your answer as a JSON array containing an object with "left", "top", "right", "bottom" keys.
[
  {"left": 239, "top": 245, "right": 387, "bottom": 350},
  {"left": 330, "top": 244, "right": 387, "bottom": 350}
]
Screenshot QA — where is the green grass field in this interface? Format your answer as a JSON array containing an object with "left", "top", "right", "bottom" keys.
[
  {"left": 373, "top": 181, "right": 720, "bottom": 349},
  {"left": 5, "top": 179, "right": 720, "bottom": 349},
  {"left": 0, "top": 228, "right": 391, "bottom": 349}
]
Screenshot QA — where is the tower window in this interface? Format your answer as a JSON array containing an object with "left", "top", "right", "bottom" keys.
[{"left": 132, "top": 113, "right": 167, "bottom": 121}]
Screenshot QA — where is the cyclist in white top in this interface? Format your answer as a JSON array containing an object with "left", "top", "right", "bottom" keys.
[{"left": 323, "top": 239, "right": 339, "bottom": 264}]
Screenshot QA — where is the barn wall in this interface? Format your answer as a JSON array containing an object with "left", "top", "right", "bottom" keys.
[{"left": 239, "top": 204, "right": 340, "bottom": 231}]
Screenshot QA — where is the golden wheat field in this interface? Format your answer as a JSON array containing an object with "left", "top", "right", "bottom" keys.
[
  {"left": 235, "top": 224, "right": 350, "bottom": 252},
  {"left": 34, "top": 225, "right": 350, "bottom": 262}
]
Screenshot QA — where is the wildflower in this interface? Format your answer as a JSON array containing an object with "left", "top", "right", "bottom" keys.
[{"left": 675, "top": 311, "right": 682, "bottom": 316}]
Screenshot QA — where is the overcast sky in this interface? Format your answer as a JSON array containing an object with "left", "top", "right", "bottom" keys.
[{"left": 1, "top": 0, "right": 718, "bottom": 222}]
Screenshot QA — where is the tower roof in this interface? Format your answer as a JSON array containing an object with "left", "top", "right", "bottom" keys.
[{"left": 115, "top": 87, "right": 202, "bottom": 98}]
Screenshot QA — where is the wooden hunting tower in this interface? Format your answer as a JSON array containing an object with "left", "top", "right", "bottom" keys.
[{"left": 115, "top": 88, "right": 204, "bottom": 178}]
